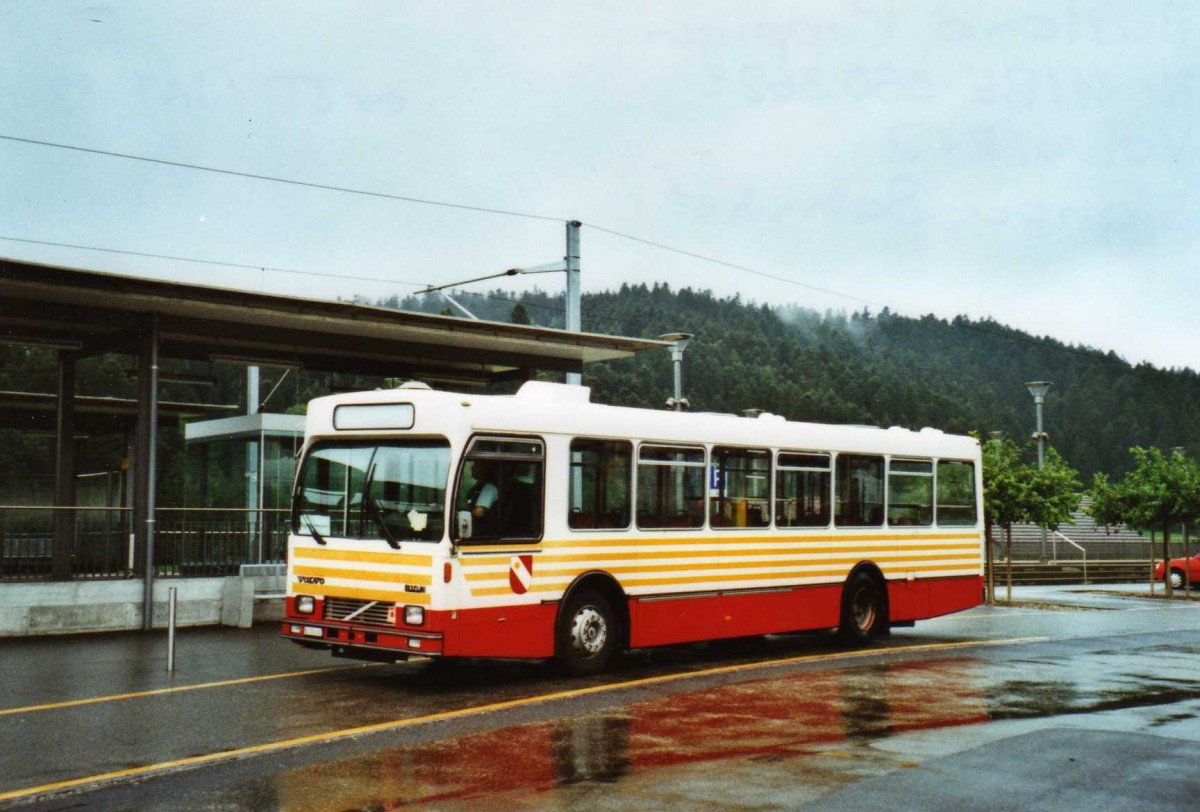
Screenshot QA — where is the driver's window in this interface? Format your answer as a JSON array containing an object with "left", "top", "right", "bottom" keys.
[{"left": 454, "top": 437, "right": 544, "bottom": 542}]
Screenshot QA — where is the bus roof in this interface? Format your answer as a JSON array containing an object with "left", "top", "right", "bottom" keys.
[{"left": 305, "top": 381, "right": 980, "bottom": 460}]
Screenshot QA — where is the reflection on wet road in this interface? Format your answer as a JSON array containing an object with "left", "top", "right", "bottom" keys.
[
  {"left": 254, "top": 639, "right": 1200, "bottom": 810},
  {"left": 6, "top": 597, "right": 1200, "bottom": 809}
]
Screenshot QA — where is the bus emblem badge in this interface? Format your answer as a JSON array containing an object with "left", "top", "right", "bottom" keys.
[{"left": 509, "top": 555, "right": 533, "bottom": 594}]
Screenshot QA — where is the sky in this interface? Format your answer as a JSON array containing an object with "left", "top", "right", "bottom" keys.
[{"left": 1, "top": 2, "right": 1198, "bottom": 370}]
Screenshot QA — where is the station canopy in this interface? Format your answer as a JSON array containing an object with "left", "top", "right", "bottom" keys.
[{"left": 0, "top": 258, "right": 664, "bottom": 387}]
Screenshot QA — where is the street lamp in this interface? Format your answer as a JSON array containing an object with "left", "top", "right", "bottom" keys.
[
  {"left": 1025, "top": 381, "right": 1052, "bottom": 561},
  {"left": 659, "top": 332, "right": 693, "bottom": 412}
]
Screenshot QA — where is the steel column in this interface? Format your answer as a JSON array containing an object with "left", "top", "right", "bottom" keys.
[
  {"left": 565, "top": 220, "right": 582, "bottom": 386},
  {"left": 135, "top": 316, "right": 160, "bottom": 629},
  {"left": 52, "top": 350, "right": 77, "bottom": 580}
]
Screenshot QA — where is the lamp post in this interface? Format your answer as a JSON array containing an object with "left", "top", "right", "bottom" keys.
[
  {"left": 1025, "top": 381, "right": 1052, "bottom": 561},
  {"left": 659, "top": 332, "right": 693, "bottom": 412}
]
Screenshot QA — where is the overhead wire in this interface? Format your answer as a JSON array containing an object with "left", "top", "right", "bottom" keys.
[
  {"left": 585, "top": 223, "right": 884, "bottom": 309},
  {"left": 0, "top": 132, "right": 1131, "bottom": 366},
  {"left": 0, "top": 134, "right": 563, "bottom": 223},
  {"left": 0, "top": 235, "right": 428, "bottom": 289}
]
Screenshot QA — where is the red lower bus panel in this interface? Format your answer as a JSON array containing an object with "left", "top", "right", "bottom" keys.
[
  {"left": 440, "top": 603, "right": 558, "bottom": 658},
  {"left": 888, "top": 575, "right": 982, "bottom": 622},
  {"left": 287, "top": 575, "right": 984, "bottom": 661},
  {"left": 629, "top": 585, "right": 843, "bottom": 649}
]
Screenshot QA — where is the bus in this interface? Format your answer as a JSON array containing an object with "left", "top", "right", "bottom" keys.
[{"left": 282, "top": 380, "right": 983, "bottom": 675}]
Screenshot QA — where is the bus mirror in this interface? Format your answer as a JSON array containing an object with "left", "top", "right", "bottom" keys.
[{"left": 457, "top": 510, "right": 473, "bottom": 539}]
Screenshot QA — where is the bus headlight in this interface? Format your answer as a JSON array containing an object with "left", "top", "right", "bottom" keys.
[
  {"left": 404, "top": 605, "right": 425, "bottom": 626},
  {"left": 296, "top": 595, "right": 316, "bottom": 615}
]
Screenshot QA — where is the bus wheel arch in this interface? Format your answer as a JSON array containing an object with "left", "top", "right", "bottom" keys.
[
  {"left": 555, "top": 572, "right": 627, "bottom": 676},
  {"left": 838, "top": 563, "right": 889, "bottom": 643}
]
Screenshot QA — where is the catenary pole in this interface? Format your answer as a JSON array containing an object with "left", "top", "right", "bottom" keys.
[{"left": 565, "top": 221, "right": 582, "bottom": 386}]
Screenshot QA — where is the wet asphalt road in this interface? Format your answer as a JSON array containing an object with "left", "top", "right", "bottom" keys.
[{"left": 1, "top": 586, "right": 1198, "bottom": 810}]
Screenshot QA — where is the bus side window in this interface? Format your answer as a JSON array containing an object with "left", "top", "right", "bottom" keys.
[
  {"left": 637, "top": 444, "right": 705, "bottom": 530},
  {"left": 454, "top": 437, "right": 544, "bottom": 542},
  {"left": 569, "top": 439, "right": 632, "bottom": 531},
  {"left": 710, "top": 447, "right": 771, "bottom": 529},
  {"left": 887, "top": 459, "right": 933, "bottom": 527},
  {"left": 776, "top": 452, "right": 831, "bottom": 527},
  {"left": 936, "top": 460, "right": 977, "bottom": 526},
  {"left": 834, "top": 454, "right": 884, "bottom": 527}
]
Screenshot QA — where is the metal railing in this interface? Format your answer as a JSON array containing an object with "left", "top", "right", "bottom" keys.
[
  {"left": 0, "top": 505, "right": 288, "bottom": 581},
  {"left": 0, "top": 506, "right": 132, "bottom": 580},
  {"left": 1051, "top": 530, "right": 1088, "bottom": 583}
]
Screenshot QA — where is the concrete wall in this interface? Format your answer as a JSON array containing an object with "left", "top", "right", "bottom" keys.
[{"left": 0, "top": 576, "right": 285, "bottom": 637}]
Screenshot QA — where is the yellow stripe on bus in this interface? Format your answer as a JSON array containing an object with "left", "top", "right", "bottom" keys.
[
  {"left": 292, "top": 547, "right": 432, "bottom": 568},
  {"left": 462, "top": 552, "right": 981, "bottom": 582},
  {"left": 457, "top": 531, "right": 979, "bottom": 557},
  {"left": 460, "top": 537, "right": 981, "bottom": 568},
  {"left": 303, "top": 583, "right": 432, "bottom": 606},
  {"left": 533, "top": 542, "right": 978, "bottom": 564},
  {"left": 467, "top": 564, "right": 980, "bottom": 595},
  {"left": 537, "top": 531, "right": 980, "bottom": 549},
  {"left": 294, "top": 564, "right": 432, "bottom": 587}
]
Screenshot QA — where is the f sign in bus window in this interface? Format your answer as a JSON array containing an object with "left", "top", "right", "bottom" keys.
[{"left": 710, "top": 447, "right": 770, "bottom": 528}]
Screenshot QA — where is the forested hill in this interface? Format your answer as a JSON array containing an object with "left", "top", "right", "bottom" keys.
[{"left": 384, "top": 283, "right": 1200, "bottom": 479}]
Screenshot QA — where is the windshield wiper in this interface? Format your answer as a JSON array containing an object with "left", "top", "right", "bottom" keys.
[
  {"left": 300, "top": 513, "right": 327, "bottom": 545},
  {"left": 363, "top": 466, "right": 401, "bottom": 550},
  {"left": 364, "top": 494, "right": 400, "bottom": 550}
]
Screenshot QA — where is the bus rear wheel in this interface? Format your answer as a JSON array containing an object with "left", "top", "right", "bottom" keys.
[
  {"left": 556, "top": 588, "right": 619, "bottom": 676},
  {"left": 838, "top": 573, "right": 885, "bottom": 643}
]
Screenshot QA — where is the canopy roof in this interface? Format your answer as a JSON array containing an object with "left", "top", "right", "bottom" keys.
[{"left": 0, "top": 258, "right": 665, "bottom": 387}]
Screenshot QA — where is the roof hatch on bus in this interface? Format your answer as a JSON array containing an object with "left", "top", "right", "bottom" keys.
[{"left": 333, "top": 403, "right": 415, "bottom": 431}]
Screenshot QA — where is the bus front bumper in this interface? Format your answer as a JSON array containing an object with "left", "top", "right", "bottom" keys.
[{"left": 282, "top": 621, "right": 444, "bottom": 659}]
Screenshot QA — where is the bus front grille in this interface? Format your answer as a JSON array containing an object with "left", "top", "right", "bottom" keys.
[{"left": 323, "top": 597, "right": 394, "bottom": 626}]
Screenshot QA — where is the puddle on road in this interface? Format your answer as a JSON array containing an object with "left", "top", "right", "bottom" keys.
[{"left": 255, "top": 644, "right": 1200, "bottom": 810}]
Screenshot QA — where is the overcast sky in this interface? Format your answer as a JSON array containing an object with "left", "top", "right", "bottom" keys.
[{"left": 2, "top": 2, "right": 1197, "bottom": 369}]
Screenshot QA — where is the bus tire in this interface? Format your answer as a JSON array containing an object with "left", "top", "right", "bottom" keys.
[
  {"left": 838, "top": 572, "right": 884, "bottom": 643},
  {"left": 556, "top": 588, "right": 619, "bottom": 676}
]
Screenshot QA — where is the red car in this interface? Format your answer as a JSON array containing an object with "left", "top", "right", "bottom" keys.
[{"left": 1154, "top": 554, "right": 1200, "bottom": 590}]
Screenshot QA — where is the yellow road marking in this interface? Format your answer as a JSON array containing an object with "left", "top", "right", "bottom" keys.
[
  {"left": 0, "top": 635, "right": 1044, "bottom": 803},
  {"left": 0, "top": 663, "right": 381, "bottom": 719}
]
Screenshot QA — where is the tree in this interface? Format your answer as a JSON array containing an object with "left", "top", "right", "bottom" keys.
[
  {"left": 981, "top": 437, "right": 1033, "bottom": 602},
  {"left": 509, "top": 303, "right": 532, "bottom": 325},
  {"left": 1087, "top": 447, "right": 1200, "bottom": 597},
  {"left": 1026, "top": 447, "right": 1082, "bottom": 535},
  {"left": 981, "top": 438, "right": 1080, "bottom": 602}
]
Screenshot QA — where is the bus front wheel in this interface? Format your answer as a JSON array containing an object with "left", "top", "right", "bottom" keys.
[
  {"left": 556, "top": 588, "right": 619, "bottom": 676},
  {"left": 838, "top": 573, "right": 885, "bottom": 643}
]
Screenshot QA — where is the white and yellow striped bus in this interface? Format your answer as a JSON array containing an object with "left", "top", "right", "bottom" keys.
[{"left": 282, "top": 381, "right": 983, "bottom": 674}]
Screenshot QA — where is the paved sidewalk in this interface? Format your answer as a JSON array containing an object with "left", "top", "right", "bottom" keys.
[{"left": 1004, "top": 582, "right": 1200, "bottom": 611}]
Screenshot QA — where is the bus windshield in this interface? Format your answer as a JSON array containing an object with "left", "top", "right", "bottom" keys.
[{"left": 293, "top": 440, "right": 450, "bottom": 543}]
